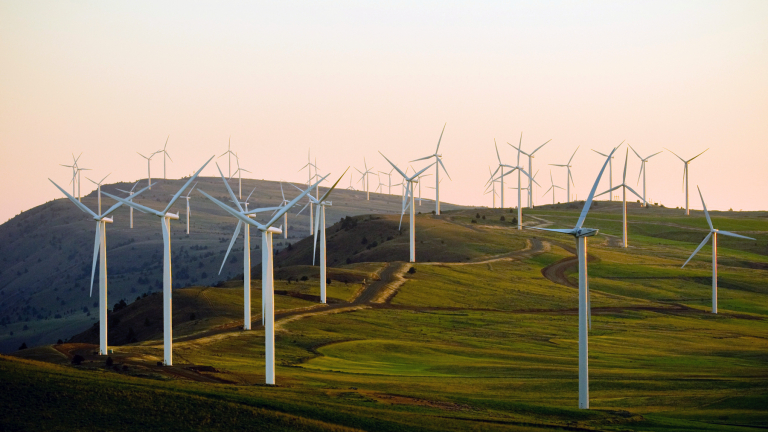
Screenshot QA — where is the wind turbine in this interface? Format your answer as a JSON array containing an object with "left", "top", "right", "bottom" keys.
[
  {"left": 219, "top": 136, "right": 237, "bottom": 179},
  {"left": 665, "top": 148, "right": 709, "bottom": 215},
  {"left": 549, "top": 146, "right": 579, "bottom": 203},
  {"left": 298, "top": 150, "right": 318, "bottom": 234},
  {"left": 628, "top": 145, "right": 662, "bottom": 208},
  {"left": 595, "top": 149, "right": 643, "bottom": 248},
  {"left": 356, "top": 158, "right": 375, "bottom": 200},
  {"left": 182, "top": 183, "right": 197, "bottom": 235},
  {"left": 515, "top": 135, "right": 551, "bottom": 208},
  {"left": 102, "top": 157, "right": 213, "bottom": 366},
  {"left": 294, "top": 170, "right": 349, "bottom": 303},
  {"left": 200, "top": 173, "right": 327, "bottom": 385},
  {"left": 591, "top": 142, "right": 624, "bottom": 202},
  {"left": 137, "top": 151, "right": 158, "bottom": 190},
  {"left": 529, "top": 146, "right": 618, "bottom": 410},
  {"left": 682, "top": 187, "right": 755, "bottom": 313},
  {"left": 417, "top": 172, "right": 432, "bottom": 206},
  {"left": 507, "top": 135, "right": 540, "bottom": 230},
  {"left": 116, "top": 181, "right": 141, "bottom": 228},
  {"left": 276, "top": 183, "right": 291, "bottom": 239},
  {"left": 542, "top": 170, "right": 564, "bottom": 205},
  {"left": 49, "top": 178, "right": 153, "bottom": 356},
  {"left": 157, "top": 136, "right": 172, "bottom": 180},
  {"left": 379, "top": 168, "right": 394, "bottom": 194},
  {"left": 488, "top": 140, "right": 508, "bottom": 208},
  {"left": 85, "top": 173, "right": 111, "bottom": 215},
  {"left": 484, "top": 166, "right": 500, "bottom": 208},
  {"left": 380, "top": 153, "right": 434, "bottom": 262},
  {"left": 411, "top": 124, "right": 451, "bottom": 215},
  {"left": 60, "top": 153, "right": 83, "bottom": 199},
  {"left": 346, "top": 174, "right": 356, "bottom": 191},
  {"left": 230, "top": 153, "right": 251, "bottom": 199}
]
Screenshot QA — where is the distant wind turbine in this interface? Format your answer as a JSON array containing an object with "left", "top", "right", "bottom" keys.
[
  {"left": 529, "top": 146, "right": 619, "bottom": 410},
  {"left": 628, "top": 145, "right": 662, "bottom": 208},
  {"left": 137, "top": 151, "right": 158, "bottom": 190},
  {"left": 542, "top": 170, "right": 564, "bottom": 205},
  {"left": 682, "top": 187, "right": 755, "bottom": 313},
  {"left": 230, "top": 153, "right": 251, "bottom": 199},
  {"left": 158, "top": 136, "right": 172, "bottom": 180},
  {"left": 116, "top": 181, "right": 141, "bottom": 229},
  {"left": 356, "top": 158, "right": 375, "bottom": 200},
  {"left": 591, "top": 142, "right": 624, "bottom": 202},
  {"left": 550, "top": 146, "right": 579, "bottom": 203},
  {"left": 508, "top": 134, "right": 541, "bottom": 229},
  {"left": 515, "top": 135, "right": 551, "bottom": 208},
  {"left": 411, "top": 124, "right": 451, "bottom": 215},
  {"left": 595, "top": 149, "right": 643, "bottom": 248},
  {"left": 298, "top": 149, "right": 318, "bottom": 234},
  {"left": 219, "top": 136, "right": 237, "bottom": 179},
  {"left": 103, "top": 157, "right": 213, "bottom": 366},
  {"left": 665, "top": 148, "right": 708, "bottom": 215}
]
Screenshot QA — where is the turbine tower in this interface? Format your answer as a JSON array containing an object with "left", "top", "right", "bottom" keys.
[
  {"left": 530, "top": 146, "right": 618, "bottom": 410},
  {"left": 230, "top": 153, "right": 251, "bottom": 199},
  {"left": 411, "top": 124, "right": 451, "bottom": 215},
  {"left": 665, "top": 148, "right": 708, "bottom": 215},
  {"left": 182, "top": 183, "right": 197, "bottom": 235},
  {"left": 219, "top": 137, "right": 237, "bottom": 178},
  {"left": 279, "top": 183, "right": 291, "bottom": 239},
  {"left": 515, "top": 135, "right": 551, "bottom": 208},
  {"left": 200, "top": 174, "right": 326, "bottom": 385},
  {"left": 595, "top": 149, "right": 643, "bottom": 248},
  {"left": 508, "top": 134, "right": 541, "bottom": 229},
  {"left": 158, "top": 136, "right": 172, "bottom": 180},
  {"left": 298, "top": 150, "right": 318, "bottom": 234},
  {"left": 116, "top": 181, "right": 141, "bottom": 229},
  {"left": 628, "top": 145, "right": 662, "bottom": 208},
  {"left": 49, "top": 179, "right": 152, "bottom": 356},
  {"left": 543, "top": 170, "right": 564, "bottom": 205},
  {"left": 549, "top": 146, "right": 579, "bottom": 203},
  {"left": 380, "top": 152, "right": 434, "bottom": 262},
  {"left": 137, "top": 151, "right": 158, "bottom": 190},
  {"left": 60, "top": 152, "right": 83, "bottom": 199},
  {"left": 103, "top": 157, "right": 213, "bottom": 366},
  {"left": 591, "top": 142, "right": 623, "bottom": 201},
  {"left": 682, "top": 187, "right": 755, "bottom": 313},
  {"left": 85, "top": 173, "right": 111, "bottom": 215}
]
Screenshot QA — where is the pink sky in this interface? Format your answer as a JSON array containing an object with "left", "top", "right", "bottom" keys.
[{"left": 1, "top": 1, "right": 766, "bottom": 222}]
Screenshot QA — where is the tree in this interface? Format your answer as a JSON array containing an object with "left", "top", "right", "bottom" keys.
[
  {"left": 408, "top": 267, "right": 416, "bottom": 274},
  {"left": 105, "top": 356, "right": 113, "bottom": 367},
  {"left": 57, "top": 339, "right": 63, "bottom": 345},
  {"left": 18, "top": 342, "right": 27, "bottom": 350},
  {"left": 71, "top": 355, "right": 84, "bottom": 365},
  {"left": 500, "top": 216, "right": 506, "bottom": 221}
]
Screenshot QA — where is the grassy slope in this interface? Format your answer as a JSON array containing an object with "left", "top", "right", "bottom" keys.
[{"left": 2, "top": 204, "right": 768, "bottom": 430}]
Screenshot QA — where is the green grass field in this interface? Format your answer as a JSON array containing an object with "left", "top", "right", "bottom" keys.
[{"left": 3, "top": 204, "right": 767, "bottom": 431}]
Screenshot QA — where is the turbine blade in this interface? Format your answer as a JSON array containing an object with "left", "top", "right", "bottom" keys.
[
  {"left": 219, "top": 221, "right": 243, "bottom": 275},
  {"left": 102, "top": 182, "right": 155, "bottom": 217},
  {"left": 89, "top": 222, "right": 100, "bottom": 297},
  {"left": 410, "top": 155, "right": 434, "bottom": 162},
  {"left": 688, "top": 148, "right": 709, "bottom": 162},
  {"left": 296, "top": 201, "right": 309, "bottom": 216},
  {"left": 216, "top": 163, "right": 243, "bottom": 212},
  {"left": 664, "top": 148, "right": 686, "bottom": 162},
  {"left": 438, "top": 158, "right": 451, "bottom": 180},
  {"left": 637, "top": 162, "right": 644, "bottom": 186},
  {"left": 49, "top": 179, "right": 99, "bottom": 219},
  {"left": 576, "top": 146, "right": 617, "bottom": 229},
  {"left": 569, "top": 146, "right": 580, "bottom": 164},
  {"left": 164, "top": 155, "right": 215, "bottom": 214},
  {"left": 628, "top": 144, "right": 642, "bottom": 160},
  {"left": 622, "top": 149, "right": 629, "bottom": 181},
  {"left": 410, "top": 162, "right": 435, "bottom": 180},
  {"left": 266, "top": 173, "right": 330, "bottom": 228},
  {"left": 531, "top": 139, "right": 551, "bottom": 155},
  {"left": 682, "top": 232, "right": 713, "bottom": 268},
  {"left": 697, "top": 186, "right": 713, "bottom": 230},
  {"left": 528, "top": 227, "right": 579, "bottom": 235},
  {"left": 435, "top": 122, "right": 446, "bottom": 153},
  {"left": 494, "top": 139, "right": 502, "bottom": 164},
  {"left": 718, "top": 230, "right": 756, "bottom": 241},
  {"left": 198, "top": 189, "right": 264, "bottom": 230},
  {"left": 379, "top": 152, "right": 408, "bottom": 179},
  {"left": 313, "top": 205, "right": 321, "bottom": 265},
  {"left": 647, "top": 150, "right": 663, "bottom": 159},
  {"left": 624, "top": 185, "right": 643, "bottom": 201},
  {"left": 318, "top": 167, "right": 350, "bottom": 203}
]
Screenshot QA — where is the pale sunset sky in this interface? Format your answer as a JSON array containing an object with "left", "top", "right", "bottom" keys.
[{"left": 1, "top": 1, "right": 766, "bottom": 222}]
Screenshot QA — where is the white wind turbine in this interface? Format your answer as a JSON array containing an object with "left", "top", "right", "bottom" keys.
[
  {"left": 182, "top": 183, "right": 197, "bottom": 235},
  {"left": 230, "top": 153, "right": 251, "bottom": 199},
  {"left": 60, "top": 153, "right": 84, "bottom": 199},
  {"left": 379, "top": 168, "right": 394, "bottom": 194},
  {"left": 298, "top": 151, "right": 318, "bottom": 234},
  {"left": 294, "top": 169, "right": 348, "bottom": 303},
  {"left": 157, "top": 136, "right": 172, "bottom": 180},
  {"left": 591, "top": 142, "right": 624, "bottom": 202},
  {"left": 484, "top": 166, "right": 500, "bottom": 208},
  {"left": 380, "top": 152, "right": 434, "bottom": 262},
  {"left": 665, "top": 148, "right": 709, "bottom": 216},
  {"left": 411, "top": 124, "right": 451, "bottom": 215},
  {"left": 682, "top": 187, "right": 755, "bottom": 314},
  {"left": 216, "top": 167, "right": 282, "bottom": 330},
  {"left": 49, "top": 178, "right": 153, "bottom": 356},
  {"left": 279, "top": 183, "right": 291, "bottom": 239},
  {"left": 488, "top": 140, "right": 508, "bottom": 208},
  {"left": 595, "top": 149, "right": 643, "bottom": 248},
  {"left": 137, "top": 150, "right": 158, "bottom": 190},
  {"left": 346, "top": 174, "right": 356, "bottom": 191},
  {"left": 85, "top": 173, "right": 111, "bottom": 216},
  {"left": 550, "top": 146, "right": 579, "bottom": 203},
  {"left": 116, "top": 181, "right": 141, "bottom": 229},
  {"left": 200, "top": 173, "right": 327, "bottom": 385},
  {"left": 628, "top": 145, "right": 662, "bottom": 208},
  {"left": 542, "top": 170, "right": 564, "bottom": 205},
  {"left": 356, "top": 158, "right": 375, "bottom": 200},
  {"left": 417, "top": 172, "right": 431, "bottom": 206},
  {"left": 102, "top": 157, "right": 213, "bottom": 366},
  {"left": 529, "top": 146, "right": 618, "bottom": 410},
  {"left": 515, "top": 135, "right": 551, "bottom": 208},
  {"left": 506, "top": 136, "right": 540, "bottom": 230},
  {"left": 219, "top": 136, "right": 237, "bottom": 178}
]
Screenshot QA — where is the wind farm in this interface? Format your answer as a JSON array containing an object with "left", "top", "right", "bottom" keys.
[{"left": 2, "top": 2, "right": 767, "bottom": 431}]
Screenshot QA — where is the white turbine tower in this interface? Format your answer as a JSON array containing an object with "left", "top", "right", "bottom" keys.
[
  {"left": 298, "top": 151, "right": 318, "bottom": 234},
  {"left": 488, "top": 140, "right": 508, "bottom": 208},
  {"left": 529, "top": 146, "right": 618, "bottom": 410},
  {"left": 356, "top": 159, "right": 375, "bottom": 200},
  {"left": 200, "top": 174, "right": 326, "bottom": 385},
  {"left": 60, "top": 152, "right": 83, "bottom": 199},
  {"left": 379, "top": 168, "right": 394, "bottom": 194},
  {"left": 549, "top": 146, "right": 579, "bottom": 203},
  {"left": 628, "top": 145, "right": 662, "bottom": 208},
  {"left": 665, "top": 148, "right": 708, "bottom": 216},
  {"left": 380, "top": 152, "right": 434, "bottom": 262},
  {"left": 219, "top": 137, "right": 237, "bottom": 179},
  {"left": 411, "top": 124, "right": 451, "bottom": 215},
  {"left": 137, "top": 151, "right": 158, "bottom": 190},
  {"left": 515, "top": 135, "right": 551, "bottom": 208},
  {"left": 182, "top": 183, "right": 197, "bottom": 235},
  {"left": 595, "top": 149, "right": 643, "bottom": 248},
  {"left": 116, "top": 181, "right": 141, "bottom": 229},
  {"left": 279, "top": 183, "right": 291, "bottom": 239},
  {"left": 103, "top": 157, "right": 213, "bottom": 366},
  {"left": 484, "top": 166, "right": 500, "bottom": 208},
  {"left": 543, "top": 170, "right": 564, "bottom": 205},
  {"left": 295, "top": 170, "right": 348, "bottom": 303},
  {"left": 158, "top": 136, "right": 172, "bottom": 180},
  {"left": 591, "top": 142, "right": 624, "bottom": 202},
  {"left": 49, "top": 178, "right": 152, "bottom": 356},
  {"left": 230, "top": 153, "right": 251, "bottom": 199},
  {"left": 682, "top": 187, "right": 755, "bottom": 314}
]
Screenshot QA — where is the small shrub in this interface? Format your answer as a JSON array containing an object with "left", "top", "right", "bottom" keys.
[
  {"left": 500, "top": 216, "right": 505, "bottom": 221},
  {"left": 326, "top": 278, "right": 332, "bottom": 285},
  {"left": 408, "top": 267, "right": 416, "bottom": 274},
  {"left": 18, "top": 342, "right": 27, "bottom": 350},
  {"left": 105, "top": 356, "right": 114, "bottom": 367},
  {"left": 361, "top": 236, "right": 368, "bottom": 245},
  {"left": 71, "top": 355, "right": 84, "bottom": 365},
  {"left": 476, "top": 213, "right": 480, "bottom": 219},
  {"left": 57, "top": 339, "right": 63, "bottom": 345},
  {"left": 300, "top": 275, "right": 308, "bottom": 281},
  {"left": 471, "top": 219, "right": 477, "bottom": 223},
  {"left": 482, "top": 215, "right": 486, "bottom": 220}
]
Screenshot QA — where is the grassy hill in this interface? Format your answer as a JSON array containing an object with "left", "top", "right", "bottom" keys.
[
  {"left": 0, "top": 176, "right": 466, "bottom": 353},
  {"left": 2, "top": 200, "right": 768, "bottom": 430}
]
